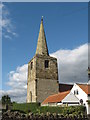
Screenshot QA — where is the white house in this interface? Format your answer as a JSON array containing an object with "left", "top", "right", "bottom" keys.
[
  {"left": 61, "top": 92, "right": 80, "bottom": 106},
  {"left": 42, "top": 83, "right": 90, "bottom": 115},
  {"left": 71, "top": 83, "right": 90, "bottom": 115}
]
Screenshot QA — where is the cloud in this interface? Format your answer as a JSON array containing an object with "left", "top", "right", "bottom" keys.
[
  {"left": 1, "top": 43, "right": 88, "bottom": 102},
  {"left": 7, "top": 64, "right": 28, "bottom": 90},
  {"left": 0, "top": 64, "right": 28, "bottom": 102},
  {"left": 51, "top": 43, "right": 88, "bottom": 84},
  {"left": 0, "top": 89, "right": 27, "bottom": 103},
  {"left": 0, "top": 3, "right": 17, "bottom": 39},
  {"left": 4, "top": 35, "right": 12, "bottom": 39}
]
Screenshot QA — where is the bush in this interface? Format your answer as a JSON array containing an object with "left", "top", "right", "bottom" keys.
[
  {"left": 12, "top": 102, "right": 40, "bottom": 113},
  {"left": 12, "top": 103, "right": 86, "bottom": 115},
  {"left": 39, "top": 106, "right": 63, "bottom": 114},
  {"left": 62, "top": 106, "right": 86, "bottom": 116}
]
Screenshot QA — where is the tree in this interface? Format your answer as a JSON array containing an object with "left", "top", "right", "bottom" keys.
[
  {"left": 1, "top": 95, "right": 11, "bottom": 110},
  {"left": 1, "top": 95, "right": 11, "bottom": 105}
]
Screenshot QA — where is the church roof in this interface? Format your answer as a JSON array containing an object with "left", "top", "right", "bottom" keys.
[
  {"left": 42, "top": 91, "right": 70, "bottom": 104},
  {"left": 36, "top": 17, "right": 49, "bottom": 56},
  {"left": 59, "top": 83, "right": 73, "bottom": 92}
]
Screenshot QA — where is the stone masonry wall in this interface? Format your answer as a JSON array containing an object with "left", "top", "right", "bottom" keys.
[
  {"left": 36, "top": 55, "right": 58, "bottom": 80},
  {"left": 28, "top": 57, "right": 36, "bottom": 82},
  {"left": 36, "top": 78, "right": 59, "bottom": 103},
  {"left": 27, "top": 80, "right": 36, "bottom": 103},
  {"left": 27, "top": 54, "right": 59, "bottom": 103}
]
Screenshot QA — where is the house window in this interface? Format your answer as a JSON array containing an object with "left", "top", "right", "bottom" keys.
[
  {"left": 80, "top": 99, "right": 83, "bottom": 104},
  {"left": 77, "top": 90, "right": 79, "bottom": 95},
  {"left": 74, "top": 90, "right": 79, "bottom": 95},
  {"left": 31, "top": 62, "right": 33, "bottom": 70},
  {"left": 45, "top": 60, "right": 49, "bottom": 68}
]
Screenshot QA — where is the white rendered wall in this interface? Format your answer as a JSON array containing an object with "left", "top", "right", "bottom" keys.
[
  {"left": 71, "top": 84, "right": 88, "bottom": 105},
  {"left": 71, "top": 84, "right": 89, "bottom": 114},
  {"left": 62, "top": 92, "right": 79, "bottom": 103}
]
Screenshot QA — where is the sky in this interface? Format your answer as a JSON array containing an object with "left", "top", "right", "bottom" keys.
[
  {"left": 0, "top": 2, "right": 88, "bottom": 102},
  {"left": 1, "top": 0, "right": 90, "bottom": 2}
]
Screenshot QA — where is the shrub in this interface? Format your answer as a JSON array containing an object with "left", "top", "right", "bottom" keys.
[
  {"left": 39, "top": 106, "right": 63, "bottom": 114},
  {"left": 12, "top": 103, "right": 86, "bottom": 115},
  {"left": 12, "top": 102, "right": 40, "bottom": 113}
]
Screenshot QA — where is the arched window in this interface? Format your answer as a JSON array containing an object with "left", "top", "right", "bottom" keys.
[
  {"left": 80, "top": 99, "right": 83, "bottom": 104},
  {"left": 45, "top": 60, "right": 49, "bottom": 68},
  {"left": 77, "top": 90, "right": 79, "bottom": 95},
  {"left": 31, "top": 62, "right": 33, "bottom": 70},
  {"left": 30, "top": 91, "right": 32, "bottom": 102},
  {"left": 74, "top": 90, "right": 79, "bottom": 95}
]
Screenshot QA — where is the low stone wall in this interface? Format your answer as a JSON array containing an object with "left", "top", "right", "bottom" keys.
[{"left": 1, "top": 110, "right": 89, "bottom": 120}]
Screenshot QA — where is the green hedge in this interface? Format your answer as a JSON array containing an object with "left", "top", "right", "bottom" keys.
[
  {"left": 12, "top": 103, "right": 40, "bottom": 113},
  {"left": 87, "top": 100, "right": 90, "bottom": 105},
  {"left": 12, "top": 103, "right": 86, "bottom": 115},
  {"left": 39, "top": 106, "right": 63, "bottom": 114},
  {"left": 40, "top": 106, "right": 86, "bottom": 115},
  {"left": 61, "top": 106, "right": 86, "bottom": 115}
]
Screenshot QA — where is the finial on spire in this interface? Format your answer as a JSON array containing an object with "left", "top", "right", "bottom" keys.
[{"left": 41, "top": 16, "right": 43, "bottom": 21}]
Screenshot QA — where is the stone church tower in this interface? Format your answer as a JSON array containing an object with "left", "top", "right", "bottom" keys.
[{"left": 27, "top": 17, "right": 59, "bottom": 103}]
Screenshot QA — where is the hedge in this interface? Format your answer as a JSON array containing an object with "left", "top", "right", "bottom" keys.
[
  {"left": 12, "top": 103, "right": 86, "bottom": 115},
  {"left": 12, "top": 103, "right": 40, "bottom": 113},
  {"left": 87, "top": 100, "right": 90, "bottom": 105}
]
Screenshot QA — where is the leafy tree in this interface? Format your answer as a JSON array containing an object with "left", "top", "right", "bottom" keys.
[
  {"left": 1, "top": 95, "right": 11, "bottom": 105},
  {"left": 1, "top": 95, "right": 12, "bottom": 110}
]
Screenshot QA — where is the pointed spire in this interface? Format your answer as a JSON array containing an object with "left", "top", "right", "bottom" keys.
[{"left": 36, "top": 17, "right": 49, "bottom": 56}]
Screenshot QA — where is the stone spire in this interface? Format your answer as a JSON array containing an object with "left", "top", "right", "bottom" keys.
[{"left": 36, "top": 17, "right": 49, "bottom": 56}]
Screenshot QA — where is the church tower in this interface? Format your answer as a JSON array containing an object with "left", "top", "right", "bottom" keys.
[{"left": 27, "top": 17, "right": 59, "bottom": 103}]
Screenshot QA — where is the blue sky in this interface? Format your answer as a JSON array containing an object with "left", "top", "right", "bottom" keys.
[{"left": 2, "top": 2, "right": 88, "bottom": 92}]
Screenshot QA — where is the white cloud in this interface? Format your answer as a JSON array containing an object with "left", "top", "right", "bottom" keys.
[
  {"left": 51, "top": 43, "right": 88, "bottom": 84},
  {"left": 0, "top": 64, "right": 28, "bottom": 102},
  {"left": 0, "top": 3, "right": 17, "bottom": 39},
  {"left": 0, "top": 89, "right": 27, "bottom": 103},
  {"left": 1, "top": 43, "right": 88, "bottom": 102},
  {"left": 7, "top": 64, "right": 28, "bottom": 87},
  {"left": 4, "top": 35, "right": 12, "bottom": 39}
]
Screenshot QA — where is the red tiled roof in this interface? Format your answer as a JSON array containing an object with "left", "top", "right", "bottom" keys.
[
  {"left": 77, "top": 84, "right": 90, "bottom": 95},
  {"left": 42, "top": 91, "right": 70, "bottom": 105}
]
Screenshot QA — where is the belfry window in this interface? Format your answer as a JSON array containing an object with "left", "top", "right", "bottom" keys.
[
  {"left": 31, "top": 62, "right": 33, "bottom": 70},
  {"left": 45, "top": 60, "right": 49, "bottom": 68}
]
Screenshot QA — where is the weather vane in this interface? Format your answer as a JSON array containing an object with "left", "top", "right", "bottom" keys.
[{"left": 41, "top": 16, "right": 43, "bottom": 21}]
